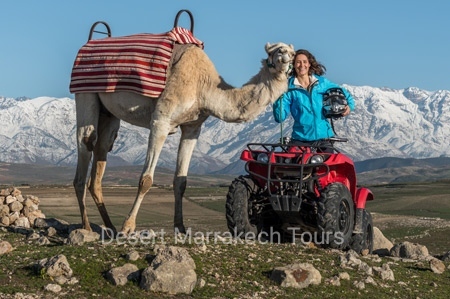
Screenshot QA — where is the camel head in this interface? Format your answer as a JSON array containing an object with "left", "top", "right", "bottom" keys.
[{"left": 265, "top": 42, "right": 295, "bottom": 78}]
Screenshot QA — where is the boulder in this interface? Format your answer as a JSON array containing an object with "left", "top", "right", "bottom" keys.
[
  {"left": 390, "top": 241, "right": 429, "bottom": 259},
  {"left": 270, "top": 263, "right": 322, "bottom": 289},
  {"left": 105, "top": 263, "right": 140, "bottom": 286},
  {"left": 140, "top": 246, "right": 197, "bottom": 294},
  {"left": 372, "top": 227, "right": 394, "bottom": 256}
]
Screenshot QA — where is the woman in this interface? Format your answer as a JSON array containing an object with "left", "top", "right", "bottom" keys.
[{"left": 273, "top": 49, "right": 355, "bottom": 148}]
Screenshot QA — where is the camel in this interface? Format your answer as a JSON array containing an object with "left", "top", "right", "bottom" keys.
[{"left": 72, "top": 40, "right": 295, "bottom": 235}]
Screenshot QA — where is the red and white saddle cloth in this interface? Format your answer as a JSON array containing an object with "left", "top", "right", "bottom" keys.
[{"left": 69, "top": 27, "right": 204, "bottom": 97}]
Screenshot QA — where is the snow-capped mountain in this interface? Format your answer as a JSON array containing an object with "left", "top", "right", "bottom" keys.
[{"left": 1, "top": 85, "right": 449, "bottom": 174}]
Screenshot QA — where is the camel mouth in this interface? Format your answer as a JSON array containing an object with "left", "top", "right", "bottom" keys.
[
  {"left": 282, "top": 55, "right": 293, "bottom": 64},
  {"left": 265, "top": 44, "right": 295, "bottom": 75}
]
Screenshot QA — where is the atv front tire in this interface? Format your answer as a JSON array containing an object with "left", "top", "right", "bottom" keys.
[
  {"left": 225, "top": 175, "right": 258, "bottom": 238},
  {"left": 350, "top": 210, "right": 374, "bottom": 254},
  {"left": 317, "top": 183, "right": 355, "bottom": 249}
]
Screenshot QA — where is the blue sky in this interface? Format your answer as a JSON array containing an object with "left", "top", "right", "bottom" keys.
[{"left": 1, "top": 0, "right": 449, "bottom": 99}]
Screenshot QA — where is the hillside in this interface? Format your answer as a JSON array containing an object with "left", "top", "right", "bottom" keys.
[
  {"left": 1, "top": 85, "right": 450, "bottom": 175},
  {"left": 1, "top": 156, "right": 450, "bottom": 187}
]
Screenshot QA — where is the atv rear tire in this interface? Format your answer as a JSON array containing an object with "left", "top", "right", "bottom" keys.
[
  {"left": 350, "top": 210, "right": 374, "bottom": 254},
  {"left": 226, "top": 175, "right": 259, "bottom": 238},
  {"left": 317, "top": 183, "right": 354, "bottom": 249}
]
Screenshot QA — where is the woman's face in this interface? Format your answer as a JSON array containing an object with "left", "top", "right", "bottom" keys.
[{"left": 294, "top": 54, "right": 310, "bottom": 77}]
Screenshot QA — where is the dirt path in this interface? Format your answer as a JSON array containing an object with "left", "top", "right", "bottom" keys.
[{"left": 22, "top": 186, "right": 228, "bottom": 234}]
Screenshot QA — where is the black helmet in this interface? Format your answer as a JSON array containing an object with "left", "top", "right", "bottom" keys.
[{"left": 322, "top": 88, "right": 348, "bottom": 118}]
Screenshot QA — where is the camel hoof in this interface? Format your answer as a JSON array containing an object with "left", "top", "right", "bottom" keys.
[
  {"left": 120, "top": 227, "right": 135, "bottom": 235},
  {"left": 121, "top": 218, "right": 136, "bottom": 235}
]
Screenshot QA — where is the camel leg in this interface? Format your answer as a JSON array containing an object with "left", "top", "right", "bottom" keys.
[
  {"left": 73, "top": 93, "right": 101, "bottom": 231},
  {"left": 121, "top": 118, "right": 172, "bottom": 234},
  {"left": 88, "top": 110, "right": 120, "bottom": 233},
  {"left": 173, "top": 123, "right": 202, "bottom": 233}
]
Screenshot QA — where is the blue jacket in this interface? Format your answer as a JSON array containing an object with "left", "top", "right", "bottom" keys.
[{"left": 273, "top": 75, "right": 355, "bottom": 141}]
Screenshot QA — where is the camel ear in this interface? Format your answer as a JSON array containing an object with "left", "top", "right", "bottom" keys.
[
  {"left": 265, "top": 42, "right": 272, "bottom": 54},
  {"left": 289, "top": 44, "right": 294, "bottom": 50}
]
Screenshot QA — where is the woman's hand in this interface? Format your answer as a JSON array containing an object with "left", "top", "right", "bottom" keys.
[{"left": 341, "top": 105, "right": 351, "bottom": 116}]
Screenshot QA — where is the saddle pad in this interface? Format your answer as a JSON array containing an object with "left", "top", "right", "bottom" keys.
[{"left": 69, "top": 27, "right": 204, "bottom": 97}]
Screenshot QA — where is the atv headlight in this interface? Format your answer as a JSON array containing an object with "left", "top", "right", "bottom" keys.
[
  {"left": 310, "top": 154, "right": 324, "bottom": 164},
  {"left": 256, "top": 153, "right": 269, "bottom": 163}
]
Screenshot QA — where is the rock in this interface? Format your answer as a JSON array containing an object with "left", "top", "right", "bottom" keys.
[
  {"left": 28, "top": 210, "right": 46, "bottom": 227},
  {"left": 105, "top": 263, "right": 140, "bottom": 286},
  {"left": 140, "top": 246, "right": 197, "bottom": 294},
  {"left": 26, "top": 194, "right": 40, "bottom": 205},
  {"left": 9, "top": 200, "right": 23, "bottom": 212},
  {"left": 38, "top": 236, "right": 51, "bottom": 246},
  {"left": 5, "top": 195, "right": 16, "bottom": 204},
  {"left": 150, "top": 245, "right": 196, "bottom": 269},
  {"left": 14, "top": 216, "right": 31, "bottom": 228},
  {"left": 270, "top": 263, "right": 322, "bottom": 289},
  {"left": 46, "top": 227, "right": 58, "bottom": 237},
  {"left": 0, "top": 187, "right": 46, "bottom": 229},
  {"left": 10, "top": 187, "right": 21, "bottom": 197},
  {"left": 358, "top": 261, "right": 373, "bottom": 276},
  {"left": 325, "top": 275, "right": 341, "bottom": 286},
  {"left": 9, "top": 211, "right": 20, "bottom": 224},
  {"left": 23, "top": 198, "right": 35, "bottom": 207},
  {"left": 339, "top": 272, "right": 350, "bottom": 280},
  {"left": 0, "top": 188, "right": 10, "bottom": 196},
  {"left": 390, "top": 241, "right": 429, "bottom": 259},
  {"left": 339, "top": 250, "right": 362, "bottom": 268},
  {"left": 44, "top": 283, "right": 62, "bottom": 293},
  {"left": 373, "top": 263, "right": 395, "bottom": 281},
  {"left": 36, "top": 254, "right": 74, "bottom": 284},
  {"left": 430, "top": 258, "right": 446, "bottom": 274},
  {"left": 197, "top": 278, "right": 206, "bottom": 288},
  {"left": 126, "top": 250, "right": 140, "bottom": 261},
  {"left": 16, "top": 194, "right": 24, "bottom": 203},
  {"left": 0, "top": 204, "right": 10, "bottom": 217},
  {"left": 0, "top": 240, "right": 13, "bottom": 255},
  {"left": 68, "top": 229, "right": 100, "bottom": 245},
  {"left": 34, "top": 217, "right": 69, "bottom": 232},
  {"left": 372, "top": 227, "right": 394, "bottom": 256},
  {"left": 364, "top": 276, "right": 377, "bottom": 286},
  {"left": 1, "top": 215, "right": 10, "bottom": 226},
  {"left": 27, "top": 232, "right": 41, "bottom": 240}
]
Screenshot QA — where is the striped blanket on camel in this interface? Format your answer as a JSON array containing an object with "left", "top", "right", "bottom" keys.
[{"left": 69, "top": 27, "right": 204, "bottom": 97}]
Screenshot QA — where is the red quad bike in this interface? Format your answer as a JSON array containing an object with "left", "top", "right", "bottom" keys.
[{"left": 225, "top": 137, "right": 374, "bottom": 254}]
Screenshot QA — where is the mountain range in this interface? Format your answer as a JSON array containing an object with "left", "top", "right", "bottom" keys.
[{"left": 1, "top": 85, "right": 449, "bottom": 177}]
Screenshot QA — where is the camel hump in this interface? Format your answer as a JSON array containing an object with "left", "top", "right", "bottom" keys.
[
  {"left": 88, "top": 21, "right": 111, "bottom": 41},
  {"left": 173, "top": 9, "right": 194, "bottom": 34}
]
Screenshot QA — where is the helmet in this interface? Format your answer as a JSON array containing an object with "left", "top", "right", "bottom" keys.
[{"left": 322, "top": 88, "right": 348, "bottom": 118}]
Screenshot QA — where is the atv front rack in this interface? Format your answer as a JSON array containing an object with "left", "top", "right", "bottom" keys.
[{"left": 243, "top": 143, "right": 331, "bottom": 196}]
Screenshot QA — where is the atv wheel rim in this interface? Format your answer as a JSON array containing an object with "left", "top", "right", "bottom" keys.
[{"left": 338, "top": 200, "right": 350, "bottom": 232}]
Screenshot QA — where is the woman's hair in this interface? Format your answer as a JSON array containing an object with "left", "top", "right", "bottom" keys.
[{"left": 293, "top": 49, "right": 326, "bottom": 76}]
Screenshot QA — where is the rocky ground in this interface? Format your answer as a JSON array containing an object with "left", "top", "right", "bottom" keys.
[{"left": 2, "top": 185, "right": 450, "bottom": 298}]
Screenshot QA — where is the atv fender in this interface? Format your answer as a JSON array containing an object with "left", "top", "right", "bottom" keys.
[{"left": 355, "top": 187, "right": 374, "bottom": 209}]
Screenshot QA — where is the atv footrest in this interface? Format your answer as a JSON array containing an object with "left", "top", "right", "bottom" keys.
[{"left": 270, "top": 195, "right": 302, "bottom": 212}]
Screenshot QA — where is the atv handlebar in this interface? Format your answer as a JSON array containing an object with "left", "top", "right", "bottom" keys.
[
  {"left": 281, "top": 137, "right": 348, "bottom": 144},
  {"left": 326, "top": 137, "right": 348, "bottom": 143}
]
